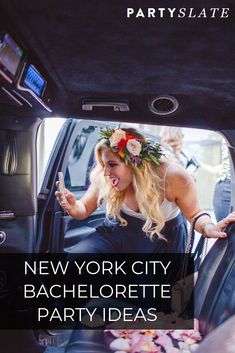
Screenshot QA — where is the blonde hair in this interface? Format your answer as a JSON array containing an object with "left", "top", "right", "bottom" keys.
[
  {"left": 161, "top": 127, "right": 183, "bottom": 152},
  {"left": 90, "top": 128, "right": 165, "bottom": 239}
]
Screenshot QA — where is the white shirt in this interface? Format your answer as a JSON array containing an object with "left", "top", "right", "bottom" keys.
[{"left": 121, "top": 198, "right": 179, "bottom": 222}]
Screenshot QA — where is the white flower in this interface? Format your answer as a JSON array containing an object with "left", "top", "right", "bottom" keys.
[
  {"left": 110, "top": 129, "right": 126, "bottom": 147},
  {"left": 126, "top": 139, "right": 142, "bottom": 156}
]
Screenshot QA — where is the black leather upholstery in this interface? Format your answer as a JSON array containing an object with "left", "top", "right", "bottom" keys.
[
  {"left": 0, "top": 330, "right": 45, "bottom": 353},
  {"left": 66, "top": 330, "right": 111, "bottom": 353},
  {"left": 195, "top": 223, "right": 235, "bottom": 336},
  {"left": 193, "top": 315, "right": 235, "bottom": 353},
  {"left": 64, "top": 224, "right": 235, "bottom": 351}
]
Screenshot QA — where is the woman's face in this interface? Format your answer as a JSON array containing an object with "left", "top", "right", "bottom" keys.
[{"left": 101, "top": 149, "right": 133, "bottom": 191}]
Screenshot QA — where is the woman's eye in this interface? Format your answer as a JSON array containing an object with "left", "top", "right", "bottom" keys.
[{"left": 109, "top": 163, "right": 117, "bottom": 168}]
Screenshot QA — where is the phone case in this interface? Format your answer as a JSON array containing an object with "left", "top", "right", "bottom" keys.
[{"left": 58, "top": 172, "right": 65, "bottom": 194}]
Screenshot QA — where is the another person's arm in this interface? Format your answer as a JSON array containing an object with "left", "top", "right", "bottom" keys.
[{"left": 198, "top": 160, "right": 221, "bottom": 174}]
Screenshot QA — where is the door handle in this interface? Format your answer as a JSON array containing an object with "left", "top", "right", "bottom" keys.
[{"left": 82, "top": 100, "right": 130, "bottom": 111}]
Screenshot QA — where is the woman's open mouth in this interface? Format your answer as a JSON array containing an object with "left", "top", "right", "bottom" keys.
[{"left": 111, "top": 177, "right": 119, "bottom": 187}]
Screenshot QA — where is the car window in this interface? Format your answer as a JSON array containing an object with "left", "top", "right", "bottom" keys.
[
  {"left": 37, "top": 118, "right": 66, "bottom": 191},
  {"left": 37, "top": 119, "right": 228, "bottom": 211},
  {"left": 64, "top": 123, "right": 160, "bottom": 192},
  {"left": 65, "top": 125, "right": 100, "bottom": 191}
]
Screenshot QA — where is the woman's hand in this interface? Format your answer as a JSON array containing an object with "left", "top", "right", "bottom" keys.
[
  {"left": 55, "top": 181, "right": 77, "bottom": 212},
  {"left": 203, "top": 211, "right": 235, "bottom": 238}
]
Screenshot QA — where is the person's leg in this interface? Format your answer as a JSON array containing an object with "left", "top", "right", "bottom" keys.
[{"left": 213, "top": 179, "right": 231, "bottom": 222}]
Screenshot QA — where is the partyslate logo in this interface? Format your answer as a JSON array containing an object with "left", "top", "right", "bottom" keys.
[{"left": 126, "top": 8, "right": 230, "bottom": 19}]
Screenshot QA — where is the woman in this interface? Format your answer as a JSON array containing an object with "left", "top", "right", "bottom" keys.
[
  {"left": 213, "top": 140, "right": 231, "bottom": 222},
  {"left": 160, "top": 126, "right": 199, "bottom": 176},
  {"left": 197, "top": 140, "right": 231, "bottom": 222},
  {"left": 160, "top": 126, "right": 187, "bottom": 167},
  {"left": 55, "top": 127, "right": 235, "bottom": 253}
]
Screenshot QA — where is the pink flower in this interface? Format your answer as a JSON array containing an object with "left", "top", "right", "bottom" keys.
[
  {"left": 133, "top": 156, "right": 142, "bottom": 165},
  {"left": 131, "top": 333, "right": 160, "bottom": 353},
  {"left": 155, "top": 334, "right": 175, "bottom": 352},
  {"left": 105, "top": 324, "right": 202, "bottom": 353}
]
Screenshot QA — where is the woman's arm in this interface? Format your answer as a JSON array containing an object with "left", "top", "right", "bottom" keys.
[
  {"left": 165, "top": 164, "right": 235, "bottom": 238},
  {"left": 198, "top": 160, "right": 222, "bottom": 174}
]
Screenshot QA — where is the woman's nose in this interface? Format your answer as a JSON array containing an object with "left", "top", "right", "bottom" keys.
[{"left": 104, "top": 166, "right": 111, "bottom": 176}]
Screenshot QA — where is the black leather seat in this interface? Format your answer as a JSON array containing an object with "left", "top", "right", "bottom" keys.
[
  {"left": 64, "top": 223, "right": 235, "bottom": 352},
  {"left": 66, "top": 330, "right": 111, "bottom": 353},
  {"left": 195, "top": 222, "right": 235, "bottom": 336},
  {"left": 0, "top": 330, "right": 45, "bottom": 353}
]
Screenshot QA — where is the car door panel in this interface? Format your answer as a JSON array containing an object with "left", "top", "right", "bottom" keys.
[
  {"left": 63, "top": 212, "right": 106, "bottom": 251},
  {"left": 61, "top": 124, "right": 109, "bottom": 251},
  {"left": 38, "top": 120, "right": 115, "bottom": 252},
  {"left": 0, "top": 118, "right": 40, "bottom": 253}
]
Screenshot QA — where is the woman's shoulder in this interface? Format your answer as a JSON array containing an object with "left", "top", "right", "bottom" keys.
[
  {"left": 158, "top": 160, "right": 188, "bottom": 180},
  {"left": 158, "top": 161, "right": 192, "bottom": 199}
]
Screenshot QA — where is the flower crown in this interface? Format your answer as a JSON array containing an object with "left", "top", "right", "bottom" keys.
[{"left": 99, "top": 127, "right": 162, "bottom": 168}]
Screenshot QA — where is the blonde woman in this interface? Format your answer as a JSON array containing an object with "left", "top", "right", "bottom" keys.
[
  {"left": 160, "top": 126, "right": 187, "bottom": 167},
  {"left": 55, "top": 127, "right": 235, "bottom": 253}
]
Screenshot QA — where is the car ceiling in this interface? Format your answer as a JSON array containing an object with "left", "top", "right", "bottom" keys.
[{"left": 0, "top": 0, "right": 235, "bottom": 129}]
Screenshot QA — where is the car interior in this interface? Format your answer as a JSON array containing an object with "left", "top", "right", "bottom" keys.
[{"left": 0, "top": 0, "right": 235, "bottom": 352}]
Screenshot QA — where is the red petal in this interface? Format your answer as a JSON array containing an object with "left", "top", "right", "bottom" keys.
[
  {"left": 117, "top": 139, "right": 127, "bottom": 149},
  {"left": 126, "top": 135, "right": 134, "bottom": 141}
]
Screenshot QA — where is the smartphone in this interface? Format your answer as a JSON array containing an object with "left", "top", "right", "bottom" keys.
[{"left": 58, "top": 172, "right": 66, "bottom": 195}]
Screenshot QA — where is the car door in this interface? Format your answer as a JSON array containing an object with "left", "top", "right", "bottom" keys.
[
  {"left": 0, "top": 117, "right": 41, "bottom": 253},
  {"left": 36, "top": 119, "right": 115, "bottom": 253}
]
